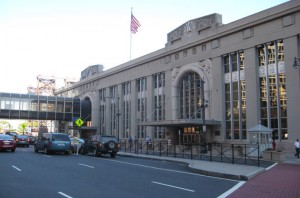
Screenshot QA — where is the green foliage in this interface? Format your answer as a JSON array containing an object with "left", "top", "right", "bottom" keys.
[{"left": 0, "top": 120, "right": 12, "bottom": 132}]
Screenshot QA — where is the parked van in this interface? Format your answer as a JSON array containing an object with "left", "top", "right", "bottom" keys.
[{"left": 34, "top": 133, "right": 71, "bottom": 155}]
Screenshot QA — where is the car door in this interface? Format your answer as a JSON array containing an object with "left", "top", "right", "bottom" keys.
[
  {"left": 35, "top": 137, "right": 44, "bottom": 150},
  {"left": 36, "top": 134, "right": 49, "bottom": 149}
]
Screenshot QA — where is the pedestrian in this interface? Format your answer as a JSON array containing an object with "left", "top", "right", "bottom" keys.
[
  {"left": 73, "top": 136, "right": 80, "bottom": 155},
  {"left": 129, "top": 136, "right": 133, "bottom": 148},
  {"left": 146, "top": 136, "right": 152, "bottom": 149},
  {"left": 294, "top": 139, "right": 300, "bottom": 158},
  {"left": 129, "top": 136, "right": 133, "bottom": 144},
  {"left": 146, "top": 136, "right": 151, "bottom": 144}
]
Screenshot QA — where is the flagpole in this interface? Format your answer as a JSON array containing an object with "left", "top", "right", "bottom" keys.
[
  {"left": 130, "top": 8, "right": 133, "bottom": 61},
  {"left": 130, "top": 8, "right": 140, "bottom": 61}
]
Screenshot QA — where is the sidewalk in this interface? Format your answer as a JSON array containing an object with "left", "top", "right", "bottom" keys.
[{"left": 118, "top": 151, "right": 300, "bottom": 181}]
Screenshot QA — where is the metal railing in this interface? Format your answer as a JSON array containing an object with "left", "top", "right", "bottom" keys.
[{"left": 120, "top": 140, "right": 261, "bottom": 167}]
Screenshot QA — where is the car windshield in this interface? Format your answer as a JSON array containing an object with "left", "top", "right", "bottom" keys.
[
  {"left": 17, "top": 135, "right": 28, "bottom": 138},
  {"left": 0, "top": 135, "right": 14, "bottom": 140},
  {"left": 52, "top": 134, "right": 70, "bottom": 141},
  {"left": 102, "top": 136, "right": 118, "bottom": 142}
]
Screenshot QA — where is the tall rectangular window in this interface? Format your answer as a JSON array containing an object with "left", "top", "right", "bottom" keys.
[
  {"left": 122, "top": 82, "right": 131, "bottom": 139},
  {"left": 109, "top": 86, "right": 118, "bottom": 137},
  {"left": 258, "top": 41, "right": 287, "bottom": 140},
  {"left": 99, "top": 89, "right": 106, "bottom": 135},
  {"left": 224, "top": 51, "right": 247, "bottom": 140},
  {"left": 136, "top": 78, "right": 147, "bottom": 139},
  {"left": 153, "top": 73, "right": 166, "bottom": 139}
]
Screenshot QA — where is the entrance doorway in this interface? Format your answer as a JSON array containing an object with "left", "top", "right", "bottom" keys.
[{"left": 178, "top": 126, "right": 203, "bottom": 144}]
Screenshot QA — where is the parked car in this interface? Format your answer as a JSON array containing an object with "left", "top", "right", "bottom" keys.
[
  {"left": 28, "top": 136, "right": 37, "bottom": 145},
  {"left": 0, "top": 134, "right": 16, "bottom": 152},
  {"left": 16, "top": 135, "right": 30, "bottom": 147},
  {"left": 5, "top": 132, "right": 18, "bottom": 139},
  {"left": 34, "top": 133, "right": 71, "bottom": 155},
  {"left": 81, "top": 135, "right": 120, "bottom": 158}
]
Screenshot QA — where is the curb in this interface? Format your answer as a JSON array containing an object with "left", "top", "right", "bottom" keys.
[{"left": 118, "top": 152, "right": 265, "bottom": 181}]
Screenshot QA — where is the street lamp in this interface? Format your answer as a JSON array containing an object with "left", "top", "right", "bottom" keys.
[
  {"left": 106, "top": 96, "right": 120, "bottom": 141},
  {"left": 200, "top": 79, "right": 207, "bottom": 145}
]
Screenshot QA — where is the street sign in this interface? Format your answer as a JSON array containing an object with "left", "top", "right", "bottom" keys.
[
  {"left": 75, "top": 118, "right": 84, "bottom": 127},
  {"left": 73, "top": 117, "right": 79, "bottom": 122}
]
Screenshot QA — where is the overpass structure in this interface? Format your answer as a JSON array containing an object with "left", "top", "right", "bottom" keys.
[{"left": 0, "top": 92, "right": 85, "bottom": 121}]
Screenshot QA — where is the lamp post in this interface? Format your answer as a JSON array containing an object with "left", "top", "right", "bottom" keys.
[{"left": 200, "top": 79, "right": 207, "bottom": 145}]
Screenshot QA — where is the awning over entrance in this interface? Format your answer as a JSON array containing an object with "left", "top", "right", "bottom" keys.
[{"left": 138, "top": 119, "right": 221, "bottom": 127}]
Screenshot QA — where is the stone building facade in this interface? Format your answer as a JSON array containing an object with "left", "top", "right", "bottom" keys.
[{"left": 55, "top": 1, "right": 300, "bottom": 153}]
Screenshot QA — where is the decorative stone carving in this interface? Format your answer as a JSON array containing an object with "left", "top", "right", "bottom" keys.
[
  {"left": 200, "top": 59, "right": 212, "bottom": 79},
  {"left": 171, "top": 68, "right": 179, "bottom": 86},
  {"left": 167, "top": 14, "right": 222, "bottom": 43},
  {"left": 194, "top": 14, "right": 219, "bottom": 31}
]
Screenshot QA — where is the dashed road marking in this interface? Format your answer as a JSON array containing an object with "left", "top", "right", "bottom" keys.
[
  {"left": 12, "top": 165, "right": 21, "bottom": 171},
  {"left": 58, "top": 192, "right": 72, "bottom": 198},
  {"left": 78, "top": 163, "right": 95, "bottom": 168}
]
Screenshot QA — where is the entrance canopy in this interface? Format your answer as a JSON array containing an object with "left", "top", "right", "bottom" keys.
[{"left": 138, "top": 119, "right": 221, "bottom": 127}]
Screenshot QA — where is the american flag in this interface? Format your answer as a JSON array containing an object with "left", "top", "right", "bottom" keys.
[{"left": 130, "top": 13, "right": 141, "bottom": 34}]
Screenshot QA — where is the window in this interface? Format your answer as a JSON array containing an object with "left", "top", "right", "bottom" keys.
[
  {"left": 137, "top": 78, "right": 147, "bottom": 139},
  {"left": 224, "top": 51, "right": 247, "bottom": 140},
  {"left": 99, "top": 89, "right": 106, "bottom": 135},
  {"left": 179, "top": 72, "right": 204, "bottom": 119},
  {"left": 122, "top": 82, "right": 131, "bottom": 139},
  {"left": 258, "top": 41, "right": 287, "bottom": 140},
  {"left": 153, "top": 73, "right": 166, "bottom": 139}
]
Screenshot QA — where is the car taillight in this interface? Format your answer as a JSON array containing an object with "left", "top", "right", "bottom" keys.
[
  {"left": 16, "top": 139, "right": 19, "bottom": 142},
  {"left": 27, "top": 139, "right": 30, "bottom": 142}
]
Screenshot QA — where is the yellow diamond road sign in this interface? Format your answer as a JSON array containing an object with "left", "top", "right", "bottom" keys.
[{"left": 75, "top": 118, "right": 84, "bottom": 127}]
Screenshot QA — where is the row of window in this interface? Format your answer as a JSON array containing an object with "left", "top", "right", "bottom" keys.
[{"left": 224, "top": 40, "right": 287, "bottom": 140}]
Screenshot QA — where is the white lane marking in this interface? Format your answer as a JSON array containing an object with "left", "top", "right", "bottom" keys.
[
  {"left": 78, "top": 163, "right": 95, "bottom": 169},
  {"left": 58, "top": 192, "right": 73, "bottom": 198},
  {"left": 107, "top": 159, "right": 236, "bottom": 181},
  {"left": 12, "top": 165, "right": 22, "bottom": 171},
  {"left": 43, "top": 155, "right": 52, "bottom": 158},
  {"left": 266, "top": 162, "right": 278, "bottom": 170},
  {"left": 217, "top": 181, "right": 246, "bottom": 198},
  {"left": 152, "top": 181, "right": 195, "bottom": 192}
]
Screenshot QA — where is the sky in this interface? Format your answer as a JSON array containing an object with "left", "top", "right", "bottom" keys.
[{"left": 0, "top": 0, "right": 290, "bottom": 94}]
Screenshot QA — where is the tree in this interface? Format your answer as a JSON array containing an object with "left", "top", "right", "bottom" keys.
[
  {"left": 0, "top": 120, "right": 12, "bottom": 133},
  {"left": 18, "top": 122, "right": 27, "bottom": 135}
]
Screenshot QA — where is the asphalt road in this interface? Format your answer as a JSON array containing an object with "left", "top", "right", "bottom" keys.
[{"left": 0, "top": 146, "right": 241, "bottom": 198}]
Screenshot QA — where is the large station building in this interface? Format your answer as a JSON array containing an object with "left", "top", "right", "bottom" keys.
[{"left": 55, "top": 1, "right": 300, "bottom": 153}]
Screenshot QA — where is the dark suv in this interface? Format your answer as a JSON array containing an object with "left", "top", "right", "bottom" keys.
[{"left": 81, "top": 135, "right": 120, "bottom": 158}]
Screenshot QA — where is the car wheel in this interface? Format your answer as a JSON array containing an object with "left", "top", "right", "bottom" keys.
[
  {"left": 11, "top": 148, "right": 16, "bottom": 152},
  {"left": 65, "top": 151, "right": 69, "bottom": 155},
  {"left": 34, "top": 146, "right": 38, "bottom": 153},
  {"left": 111, "top": 152, "right": 116, "bottom": 158},
  {"left": 44, "top": 147, "right": 49, "bottom": 154},
  {"left": 108, "top": 141, "right": 115, "bottom": 149},
  {"left": 26, "top": 145, "right": 29, "bottom": 148},
  {"left": 81, "top": 148, "right": 86, "bottom": 155},
  {"left": 79, "top": 147, "right": 83, "bottom": 154}
]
